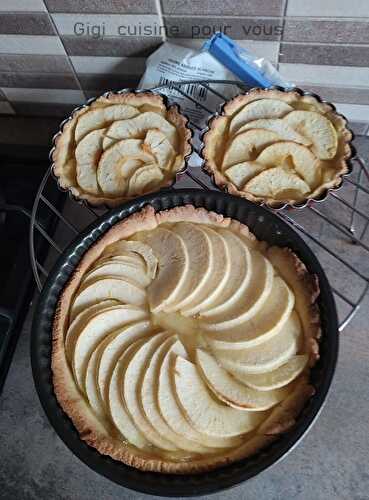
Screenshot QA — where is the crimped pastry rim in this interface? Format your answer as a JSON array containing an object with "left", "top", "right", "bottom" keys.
[
  {"left": 51, "top": 204, "right": 321, "bottom": 474},
  {"left": 200, "top": 86, "right": 355, "bottom": 210},
  {"left": 51, "top": 88, "right": 193, "bottom": 208}
]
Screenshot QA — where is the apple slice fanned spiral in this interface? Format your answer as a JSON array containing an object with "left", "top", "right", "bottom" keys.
[
  {"left": 55, "top": 206, "right": 319, "bottom": 473},
  {"left": 202, "top": 88, "right": 352, "bottom": 206},
  {"left": 52, "top": 92, "right": 192, "bottom": 206}
]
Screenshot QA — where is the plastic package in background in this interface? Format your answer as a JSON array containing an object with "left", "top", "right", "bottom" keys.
[
  {"left": 203, "top": 33, "right": 293, "bottom": 89},
  {"left": 139, "top": 42, "right": 241, "bottom": 126}
]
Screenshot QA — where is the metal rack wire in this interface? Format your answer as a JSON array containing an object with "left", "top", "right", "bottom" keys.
[{"left": 30, "top": 80, "right": 369, "bottom": 331}]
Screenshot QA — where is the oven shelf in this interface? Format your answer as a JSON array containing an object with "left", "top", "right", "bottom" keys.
[{"left": 29, "top": 80, "right": 369, "bottom": 332}]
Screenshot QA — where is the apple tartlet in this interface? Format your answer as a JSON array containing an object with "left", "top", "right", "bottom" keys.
[
  {"left": 52, "top": 205, "right": 321, "bottom": 474},
  {"left": 52, "top": 92, "right": 192, "bottom": 206},
  {"left": 202, "top": 88, "right": 353, "bottom": 207}
]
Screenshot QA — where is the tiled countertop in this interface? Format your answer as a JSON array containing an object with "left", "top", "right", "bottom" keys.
[{"left": 1, "top": 137, "right": 369, "bottom": 500}]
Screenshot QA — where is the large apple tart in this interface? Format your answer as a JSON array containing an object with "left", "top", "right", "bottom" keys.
[
  {"left": 52, "top": 92, "right": 192, "bottom": 206},
  {"left": 52, "top": 205, "right": 321, "bottom": 474},
  {"left": 202, "top": 88, "right": 353, "bottom": 207}
]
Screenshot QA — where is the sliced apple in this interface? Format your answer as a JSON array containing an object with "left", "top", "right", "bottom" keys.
[
  {"left": 85, "top": 319, "right": 152, "bottom": 416},
  {"left": 138, "top": 227, "right": 188, "bottom": 312},
  {"left": 72, "top": 304, "right": 148, "bottom": 391},
  {"left": 70, "top": 276, "right": 147, "bottom": 321},
  {"left": 173, "top": 356, "right": 265, "bottom": 437},
  {"left": 101, "top": 240, "right": 157, "bottom": 279},
  {"left": 123, "top": 331, "right": 180, "bottom": 450},
  {"left": 222, "top": 129, "right": 280, "bottom": 169},
  {"left": 108, "top": 338, "right": 149, "bottom": 448},
  {"left": 239, "top": 355, "right": 309, "bottom": 391},
  {"left": 96, "top": 320, "right": 153, "bottom": 408},
  {"left": 84, "top": 341, "right": 106, "bottom": 418},
  {"left": 164, "top": 223, "right": 212, "bottom": 312},
  {"left": 127, "top": 164, "right": 164, "bottom": 196},
  {"left": 75, "top": 128, "right": 106, "bottom": 194},
  {"left": 245, "top": 166, "right": 310, "bottom": 199},
  {"left": 200, "top": 230, "right": 251, "bottom": 318},
  {"left": 229, "top": 99, "right": 293, "bottom": 135},
  {"left": 65, "top": 299, "right": 117, "bottom": 363},
  {"left": 196, "top": 349, "right": 288, "bottom": 410},
  {"left": 105, "top": 112, "right": 177, "bottom": 149},
  {"left": 256, "top": 142, "right": 321, "bottom": 188},
  {"left": 205, "top": 276, "right": 295, "bottom": 350},
  {"left": 225, "top": 161, "right": 266, "bottom": 189},
  {"left": 181, "top": 226, "right": 230, "bottom": 316},
  {"left": 141, "top": 336, "right": 212, "bottom": 453},
  {"left": 284, "top": 110, "right": 338, "bottom": 159},
  {"left": 213, "top": 311, "right": 302, "bottom": 375},
  {"left": 200, "top": 250, "right": 273, "bottom": 331},
  {"left": 75, "top": 104, "right": 139, "bottom": 142},
  {"left": 158, "top": 341, "right": 243, "bottom": 448},
  {"left": 96, "top": 138, "right": 154, "bottom": 196},
  {"left": 144, "top": 129, "right": 176, "bottom": 170},
  {"left": 82, "top": 260, "right": 150, "bottom": 288},
  {"left": 100, "top": 245, "right": 145, "bottom": 266},
  {"left": 237, "top": 119, "right": 311, "bottom": 146}
]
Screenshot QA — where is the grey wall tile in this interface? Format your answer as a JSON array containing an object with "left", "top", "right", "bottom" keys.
[
  {"left": 70, "top": 56, "right": 146, "bottom": 74},
  {"left": 0, "top": 13, "right": 55, "bottom": 36},
  {"left": 0, "top": 72, "right": 79, "bottom": 90},
  {"left": 286, "top": 0, "right": 369, "bottom": 17},
  {"left": 62, "top": 36, "right": 162, "bottom": 56},
  {"left": 164, "top": 17, "right": 283, "bottom": 40},
  {"left": 280, "top": 43, "right": 369, "bottom": 67},
  {"left": 0, "top": 35, "right": 66, "bottom": 55},
  {"left": 0, "top": 116, "right": 61, "bottom": 145},
  {"left": 0, "top": 54, "right": 72, "bottom": 73},
  {"left": 11, "top": 101, "right": 77, "bottom": 117},
  {"left": 302, "top": 85, "right": 369, "bottom": 105},
  {"left": 3, "top": 87, "right": 85, "bottom": 104},
  {"left": 78, "top": 73, "right": 140, "bottom": 91},
  {"left": 162, "top": 0, "right": 286, "bottom": 16},
  {"left": 0, "top": 0, "right": 46, "bottom": 11},
  {"left": 0, "top": 88, "right": 5, "bottom": 100},
  {"left": 44, "top": 0, "right": 157, "bottom": 14},
  {"left": 283, "top": 20, "right": 369, "bottom": 45},
  {"left": 279, "top": 63, "right": 369, "bottom": 88}
]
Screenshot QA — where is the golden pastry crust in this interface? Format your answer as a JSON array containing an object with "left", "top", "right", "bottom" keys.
[
  {"left": 202, "top": 88, "right": 353, "bottom": 208},
  {"left": 52, "top": 205, "right": 320, "bottom": 474},
  {"left": 52, "top": 92, "right": 192, "bottom": 207}
]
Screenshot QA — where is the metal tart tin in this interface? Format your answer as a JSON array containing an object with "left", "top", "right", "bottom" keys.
[
  {"left": 199, "top": 86, "right": 356, "bottom": 210},
  {"left": 31, "top": 189, "right": 338, "bottom": 497}
]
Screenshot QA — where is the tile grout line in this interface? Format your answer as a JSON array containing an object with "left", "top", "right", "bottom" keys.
[
  {"left": 277, "top": 0, "right": 289, "bottom": 70},
  {"left": 155, "top": 0, "right": 166, "bottom": 43}
]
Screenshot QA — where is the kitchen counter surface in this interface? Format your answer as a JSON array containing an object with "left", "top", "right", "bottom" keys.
[
  {"left": 1, "top": 136, "right": 369, "bottom": 500},
  {"left": 1, "top": 294, "right": 368, "bottom": 500}
]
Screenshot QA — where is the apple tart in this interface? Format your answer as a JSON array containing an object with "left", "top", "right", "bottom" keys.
[
  {"left": 52, "top": 92, "right": 192, "bottom": 206},
  {"left": 202, "top": 88, "right": 353, "bottom": 207},
  {"left": 52, "top": 205, "right": 321, "bottom": 474}
]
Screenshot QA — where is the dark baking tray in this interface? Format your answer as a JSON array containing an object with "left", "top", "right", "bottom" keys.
[{"left": 31, "top": 189, "right": 339, "bottom": 497}]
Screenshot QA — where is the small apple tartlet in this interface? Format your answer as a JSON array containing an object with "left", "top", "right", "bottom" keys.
[
  {"left": 202, "top": 88, "right": 353, "bottom": 207},
  {"left": 52, "top": 91, "right": 192, "bottom": 207}
]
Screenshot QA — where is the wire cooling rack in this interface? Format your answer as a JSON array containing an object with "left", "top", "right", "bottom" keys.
[{"left": 30, "top": 80, "right": 369, "bottom": 331}]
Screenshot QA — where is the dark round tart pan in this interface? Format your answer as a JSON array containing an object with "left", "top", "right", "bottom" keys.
[{"left": 31, "top": 189, "right": 338, "bottom": 497}]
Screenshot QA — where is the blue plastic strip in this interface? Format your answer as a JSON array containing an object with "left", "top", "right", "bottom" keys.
[{"left": 203, "top": 33, "right": 273, "bottom": 88}]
